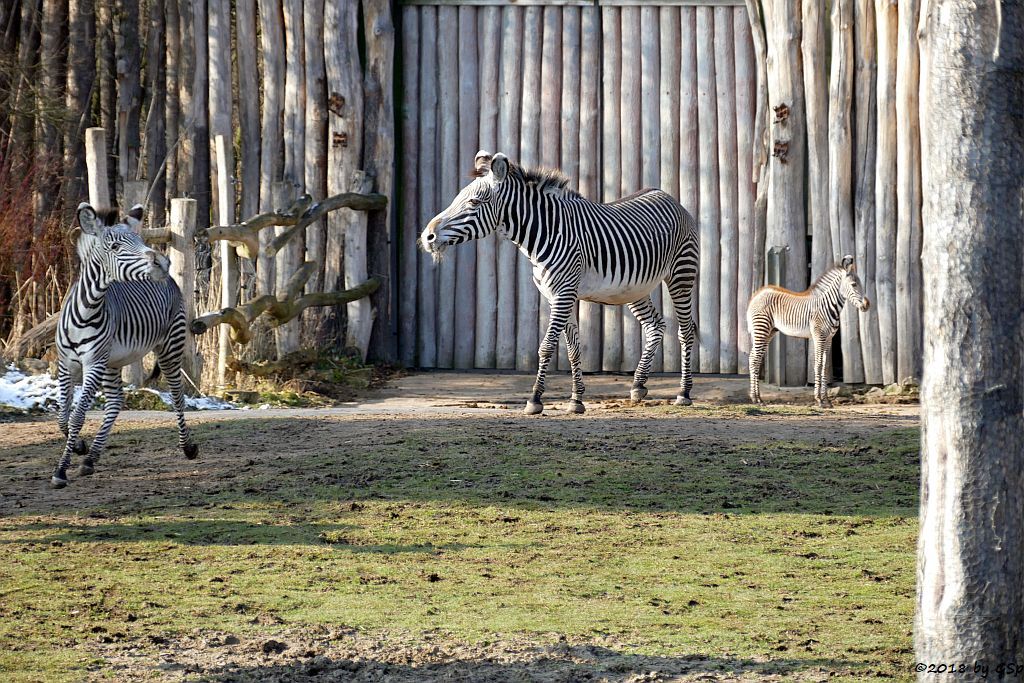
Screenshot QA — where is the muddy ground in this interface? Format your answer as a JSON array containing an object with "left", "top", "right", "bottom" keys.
[{"left": 0, "top": 372, "right": 919, "bottom": 682}]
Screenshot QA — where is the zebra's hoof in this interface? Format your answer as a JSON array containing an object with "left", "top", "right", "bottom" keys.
[
  {"left": 50, "top": 475, "right": 69, "bottom": 489},
  {"left": 567, "top": 400, "right": 586, "bottom": 415},
  {"left": 524, "top": 400, "right": 544, "bottom": 416},
  {"left": 183, "top": 443, "right": 199, "bottom": 460},
  {"left": 78, "top": 460, "right": 94, "bottom": 476},
  {"left": 72, "top": 438, "right": 89, "bottom": 455},
  {"left": 630, "top": 386, "right": 648, "bottom": 403},
  {"left": 674, "top": 395, "right": 693, "bottom": 406},
  {"left": 817, "top": 399, "right": 833, "bottom": 409}
]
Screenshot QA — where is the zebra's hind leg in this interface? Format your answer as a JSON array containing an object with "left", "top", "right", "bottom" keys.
[
  {"left": 626, "top": 297, "right": 665, "bottom": 403},
  {"left": 563, "top": 321, "right": 585, "bottom": 414},
  {"left": 748, "top": 338, "right": 768, "bottom": 405},
  {"left": 666, "top": 264, "right": 698, "bottom": 406},
  {"left": 53, "top": 368, "right": 103, "bottom": 488},
  {"left": 525, "top": 293, "right": 575, "bottom": 415},
  {"left": 57, "top": 361, "right": 88, "bottom": 455},
  {"left": 158, "top": 357, "right": 198, "bottom": 460},
  {"left": 80, "top": 368, "right": 125, "bottom": 476}
]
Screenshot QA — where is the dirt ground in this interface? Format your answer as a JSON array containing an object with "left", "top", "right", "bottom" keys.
[{"left": 0, "top": 372, "right": 919, "bottom": 682}]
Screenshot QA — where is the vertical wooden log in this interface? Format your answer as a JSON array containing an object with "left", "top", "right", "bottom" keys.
[
  {"left": 578, "top": 5, "right": 602, "bottom": 373},
  {"left": 278, "top": 0, "right": 305, "bottom": 356},
  {"left": 680, "top": 7, "right": 700, "bottom": 370},
  {"left": 176, "top": 0, "right": 194, "bottom": 203},
  {"left": 640, "top": 6, "right": 662, "bottom": 373},
  {"left": 516, "top": 5, "right": 541, "bottom": 372},
  {"left": 61, "top": 0, "right": 94, "bottom": 215},
  {"left": 895, "top": 0, "right": 921, "bottom": 381},
  {"left": 400, "top": 5, "right": 421, "bottom": 368},
  {"left": 734, "top": 7, "right": 755, "bottom": 374},
  {"left": 715, "top": 7, "right": 738, "bottom": 374},
  {"left": 169, "top": 198, "right": 200, "bottom": 389},
  {"left": 417, "top": 7, "right": 438, "bottom": 367},
  {"left": 874, "top": 0, "right": 897, "bottom": 385},
  {"left": 618, "top": 6, "right": 642, "bottom": 374},
  {"left": 303, "top": 0, "right": 327, "bottom": 338},
  {"left": 854, "top": 0, "right": 882, "bottom": 384},
  {"left": 495, "top": 6, "right": 522, "bottom": 370},
  {"left": 344, "top": 166, "right": 373, "bottom": 357},
  {"left": 764, "top": 0, "right": 808, "bottom": 385},
  {"left": 325, "top": 0, "right": 364, "bottom": 348},
  {"left": 146, "top": 0, "right": 167, "bottom": 225},
  {"left": 539, "top": 6, "right": 561, "bottom": 371},
  {"left": 474, "top": 6, "right": 500, "bottom": 368},
  {"left": 362, "top": 0, "right": 396, "bottom": 363},
  {"left": 559, "top": 6, "right": 580, "bottom": 372},
  {"left": 434, "top": 6, "right": 459, "bottom": 369},
  {"left": 236, "top": 0, "right": 260, "bottom": 239},
  {"left": 115, "top": 0, "right": 141, "bottom": 192},
  {"left": 35, "top": 0, "right": 67, "bottom": 226},
  {"left": 829, "top": 0, "right": 863, "bottom": 383},
  {"left": 122, "top": 179, "right": 147, "bottom": 386},
  {"left": 601, "top": 6, "right": 622, "bottom": 373},
  {"left": 98, "top": 0, "right": 116, "bottom": 194},
  {"left": 191, "top": 0, "right": 211, "bottom": 236},
  {"left": 258, "top": 0, "right": 284, "bottom": 298},
  {"left": 454, "top": 5, "right": 479, "bottom": 369},
  {"left": 85, "top": 128, "right": 111, "bottom": 209},
  {"left": 696, "top": 7, "right": 720, "bottom": 373},
  {"left": 215, "top": 135, "right": 238, "bottom": 386},
  {"left": 659, "top": 6, "right": 681, "bottom": 374},
  {"left": 743, "top": 0, "right": 768, "bottom": 320},
  {"left": 164, "top": 0, "right": 179, "bottom": 197}
]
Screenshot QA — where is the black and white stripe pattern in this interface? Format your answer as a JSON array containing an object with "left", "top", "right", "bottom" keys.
[
  {"left": 51, "top": 203, "right": 198, "bottom": 488},
  {"left": 422, "top": 151, "right": 699, "bottom": 414},
  {"left": 746, "top": 255, "right": 870, "bottom": 407}
]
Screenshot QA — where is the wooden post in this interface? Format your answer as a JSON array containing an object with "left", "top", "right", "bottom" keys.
[
  {"left": 829, "top": 0, "right": 864, "bottom": 383},
  {"left": 578, "top": 5, "right": 601, "bottom": 373},
  {"left": 540, "top": 6, "right": 562, "bottom": 371},
  {"left": 516, "top": 5, "right": 542, "bottom": 372},
  {"left": 764, "top": 0, "right": 808, "bottom": 385},
  {"left": 435, "top": 6, "right": 459, "bottom": 369},
  {"left": 895, "top": 0, "right": 921, "bottom": 382},
  {"left": 874, "top": 0, "right": 898, "bottom": 385},
  {"left": 115, "top": 0, "right": 141, "bottom": 193},
  {"left": 236, "top": 0, "right": 261, "bottom": 254},
  {"left": 559, "top": 6, "right": 580, "bottom": 372},
  {"left": 680, "top": 7, "right": 700, "bottom": 372},
  {"left": 601, "top": 5, "right": 622, "bottom": 373},
  {"left": 258, "top": 0, "right": 284, "bottom": 298},
  {"left": 215, "top": 135, "right": 237, "bottom": 386},
  {"left": 454, "top": 5, "right": 479, "bottom": 369},
  {"left": 85, "top": 127, "right": 111, "bottom": 209},
  {"left": 734, "top": 6, "right": 756, "bottom": 374},
  {"left": 854, "top": 0, "right": 882, "bottom": 384},
  {"left": 619, "top": 6, "right": 642, "bottom": 373},
  {"left": 400, "top": 5, "right": 421, "bottom": 368},
  {"left": 169, "top": 198, "right": 200, "bottom": 390},
  {"left": 474, "top": 6, "right": 500, "bottom": 369},
  {"left": 715, "top": 7, "right": 738, "bottom": 374},
  {"left": 696, "top": 7, "right": 720, "bottom": 373},
  {"left": 164, "top": 0, "right": 181, "bottom": 198},
  {"left": 303, "top": 0, "right": 327, "bottom": 340},
  {"left": 122, "top": 179, "right": 147, "bottom": 387},
  {"left": 417, "top": 7, "right": 438, "bottom": 368},
  {"left": 659, "top": 6, "right": 681, "bottom": 374},
  {"left": 495, "top": 6, "right": 522, "bottom": 370},
  {"left": 145, "top": 0, "right": 166, "bottom": 226},
  {"left": 640, "top": 6, "right": 661, "bottom": 372},
  {"left": 743, "top": 0, "right": 768, "bottom": 332},
  {"left": 278, "top": 0, "right": 305, "bottom": 357}
]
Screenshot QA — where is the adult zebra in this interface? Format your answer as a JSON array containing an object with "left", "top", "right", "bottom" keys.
[
  {"left": 422, "top": 151, "right": 699, "bottom": 415},
  {"left": 51, "top": 203, "right": 198, "bottom": 488}
]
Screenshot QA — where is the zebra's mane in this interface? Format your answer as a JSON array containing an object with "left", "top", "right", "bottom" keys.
[
  {"left": 513, "top": 164, "right": 577, "bottom": 199},
  {"left": 809, "top": 264, "right": 847, "bottom": 290}
]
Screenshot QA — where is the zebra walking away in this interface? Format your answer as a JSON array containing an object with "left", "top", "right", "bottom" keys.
[
  {"left": 421, "top": 151, "right": 700, "bottom": 415},
  {"left": 51, "top": 203, "right": 198, "bottom": 488},
  {"left": 746, "top": 255, "right": 870, "bottom": 408}
]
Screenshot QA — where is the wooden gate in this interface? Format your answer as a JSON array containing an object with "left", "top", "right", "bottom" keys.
[{"left": 398, "top": 0, "right": 757, "bottom": 374}]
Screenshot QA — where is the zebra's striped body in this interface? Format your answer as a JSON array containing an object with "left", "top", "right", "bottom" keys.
[
  {"left": 51, "top": 203, "right": 198, "bottom": 488},
  {"left": 422, "top": 151, "right": 699, "bottom": 414},
  {"left": 746, "top": 256, "right": 870, "bottom": 407}
]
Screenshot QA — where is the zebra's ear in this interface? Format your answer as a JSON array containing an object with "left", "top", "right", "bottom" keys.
[
  {"left": 490, "top": 153, "right": 509, "bottom": 183},
  {"left": 125, "top": 204, "right": 145, "bottom": 233},
  {"left": 471, "top": 150, "right": 493, "bottom": 178},
  {"left": 841, "top": 254, "right": 855, "bottom": 272},
  {"left": 77, "top": 202, "right": 103, "bottom": 236}
]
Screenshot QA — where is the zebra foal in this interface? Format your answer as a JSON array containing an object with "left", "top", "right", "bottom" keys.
[
  {"left": 51, "top": 203, "right": 198, "bottom": 488},
  {"left": 746, "top": 256, "right": 870, "bottom": 408},
  {"left": 422, "top": 151, "right": 699, "bottom": 414}
]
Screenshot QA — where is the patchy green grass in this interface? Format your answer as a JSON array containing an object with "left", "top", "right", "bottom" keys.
[{"left": 0, "top": 412, "right": 919, "bottom": 681}]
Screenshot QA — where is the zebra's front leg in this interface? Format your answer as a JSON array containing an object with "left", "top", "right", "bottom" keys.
[
  {"left": 53, "top": 369, "right": 103, "bottom": 488},
  {"left": 563, "top": 321, "right": 586, "bottom": 414},
  {"left": 524, "top": 294, "right": 575, "bottom": 416},
  {"left": 57, "top": 361, "right": 88, "bottom": 455},
  {"left": 812, "top": 335, "right": 831, "bottom": 409},
  {"left": 626, "top": 297, "right": 665, "bottom": 403},
  {"left": 80, "top": 368, "right": 125, "bottom": 476}
]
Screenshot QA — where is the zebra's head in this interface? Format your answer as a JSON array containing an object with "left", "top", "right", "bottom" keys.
[
  {"left": 421, "top": 150, "right": 508, "bottom": 263},
  {"left": 838, "top": 255, "right": 870, "bottom": 312},
  {"left": 76, "top": 203, "right": 170, "bottom": 283}
]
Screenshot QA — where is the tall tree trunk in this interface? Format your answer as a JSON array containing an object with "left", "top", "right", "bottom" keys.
[
  {"left": 145, "top": 0, "right": 166, "bottom": 224},
  {"left": 277, "top": 0, "right": 304, "bottom": 356},
  {"left": 302, "top": 0, "right": 327, "bottom": 341},
  {"left": 164, "top": 0, "right": 179, "bottom": 197},
  {"left": 35, "top": 0, "right": 67, "bottom": 228},
  {"left": 61, "top": 0, "right": 95, "bottom": 215},
  {"left": 115, "top": 0, "right": 142, "bottom": 189},
  {"left": 191, "top": 0, "right": 211, "bottom": 284},
  {"left": 174, "top": 0, "right": 192, "bottom": 197},
  {"left": 916, "top": 0, "right": 1024, "bottom": 669},
  {"left": 257, "top": 0, "right": 284, "bottom": 304},
  {"left": 236, "top": 0, "right": 260, "bottom": 234},
  {"left": 97, "top": 0, "right": 116, "bottom": 195}
]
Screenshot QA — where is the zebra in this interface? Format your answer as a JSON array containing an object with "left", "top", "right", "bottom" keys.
[
  {"left": 51, "top": 202, "right": 198, "bottom": 488},
  {"left": 421, "top": 151, "right": 699, "bottom": 415},
  {"left": 746, "top": 255, "right": 870, "bottom": 408}
]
